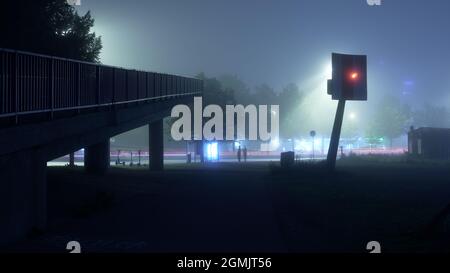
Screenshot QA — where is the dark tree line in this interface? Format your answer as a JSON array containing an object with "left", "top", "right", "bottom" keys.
[
  {"left": 366, "top": 95, "right": 450, "bottom": 147},
  {"left": 0, "top": 0, "right": 102, "bottom": 62},
  {"left": 190, "top": 73, "right": 303, "bottom": 140}
]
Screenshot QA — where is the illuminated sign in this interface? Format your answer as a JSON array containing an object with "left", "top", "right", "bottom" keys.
[{"left": 205, "top": 142, "right": 219, "bottom": 161}]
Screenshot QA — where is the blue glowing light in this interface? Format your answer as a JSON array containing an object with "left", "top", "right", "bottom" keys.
[{"left": 206, "top": 142, "right": 219, "bottom": 161}]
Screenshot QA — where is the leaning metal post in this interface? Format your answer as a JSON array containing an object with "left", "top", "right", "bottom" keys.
[{"left": 326, "top": 99, "right": 346, "bottom": 171}]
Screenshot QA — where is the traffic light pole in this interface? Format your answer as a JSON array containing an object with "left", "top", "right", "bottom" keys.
[{"left": 327, "top": 99, "right": 346, "bottom": 171}]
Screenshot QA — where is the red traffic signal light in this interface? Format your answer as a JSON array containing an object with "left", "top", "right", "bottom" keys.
[{"left": 349, "top": 71, "right": 359, "bottom": 81}]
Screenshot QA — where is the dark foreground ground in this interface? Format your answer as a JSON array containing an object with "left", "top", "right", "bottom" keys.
[{"left": 4, "top": 156, "right": 450, "bottom": 253}]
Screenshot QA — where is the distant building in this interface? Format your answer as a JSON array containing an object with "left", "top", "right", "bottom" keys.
[{"left": 408, "top": 127, "right": 450, "bottom": 159}]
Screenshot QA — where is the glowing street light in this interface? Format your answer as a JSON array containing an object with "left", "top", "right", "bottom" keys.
[
  {"left": 310, "top": 130, "right": 316, "bottom": 160},
  {"left": 325, "top": 64, "right": 332, "bottom": 78}
]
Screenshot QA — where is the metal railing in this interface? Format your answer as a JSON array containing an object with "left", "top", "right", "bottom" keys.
[{"left": 0, "top": 48, "right": 203, "bottom": 118}]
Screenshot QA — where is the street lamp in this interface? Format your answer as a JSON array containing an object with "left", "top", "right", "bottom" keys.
[{"left": 310, "top": 130, "right": 316, "bottom": 160}]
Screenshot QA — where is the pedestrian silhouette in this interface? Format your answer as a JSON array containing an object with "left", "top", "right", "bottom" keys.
[
  {"left": 243, "top": 147, "right": 248, "bottom": 162},
  {"left": 237, "top": 146, "right": 242, "bottom": 162}
]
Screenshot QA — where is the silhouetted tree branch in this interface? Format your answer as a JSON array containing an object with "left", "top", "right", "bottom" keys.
[{"left": 0, "top": 0, "right": 102, "bottom": 62}]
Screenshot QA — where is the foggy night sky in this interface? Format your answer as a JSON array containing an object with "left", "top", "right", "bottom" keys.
[{"left": 77, "top": 0, "right": 450, "bottom": 108}]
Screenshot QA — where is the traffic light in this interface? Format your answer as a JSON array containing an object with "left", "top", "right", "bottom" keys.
[
  {"left": 326, "top": 52, "right": 368, "bottom": 171},
  {"left": 327, "top": 53, "right": 367, "bottom": 101}
]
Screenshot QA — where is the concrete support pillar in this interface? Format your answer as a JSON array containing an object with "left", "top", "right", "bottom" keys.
[
  {"left": 0, "top": 149, "right": 47, "bottom": 245},
  {"left": 149, "top": 120, "right": 164, "bottom": 171},
  {"left": 69, "top": 152, "right": 75, "bottom": 167},
  {"left": 84, "top": 140, "right": 110, "bottom": 174}
]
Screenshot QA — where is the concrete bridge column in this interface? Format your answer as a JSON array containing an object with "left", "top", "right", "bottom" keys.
[
  {"left": 84, "top": 140, "right": 110, "bottom": 174},
  {"left": 149, "top": 120, "right": 164, "bottom": 171},
  {"left": 69, "top": 152, "right": 75, "bottom": 167},
  {"left": 0, "top": 149, "right": 47, "bottom": 245}
]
